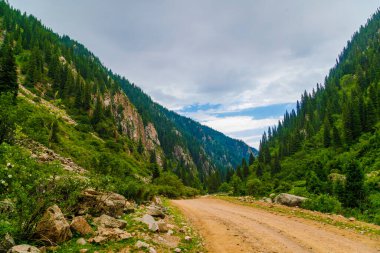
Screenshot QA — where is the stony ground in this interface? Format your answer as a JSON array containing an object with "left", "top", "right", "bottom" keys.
[{"left": 172, "top": 197, "right": 380, "bottom": 253}]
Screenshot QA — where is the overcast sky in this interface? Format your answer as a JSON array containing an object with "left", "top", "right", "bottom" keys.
[{"left": 9, "top": 0, "right": 379, "bottom": 148}]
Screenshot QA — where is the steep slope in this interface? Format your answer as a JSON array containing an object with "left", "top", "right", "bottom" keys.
[
  {"left": 118, "top": 78, "right": 256, "bottom": 181},
  {"left": 251, "top": 8, "right": 380, "bottom": 224},
  {"left": 0, "top": 2, "right": 254, "bottom": 189}
]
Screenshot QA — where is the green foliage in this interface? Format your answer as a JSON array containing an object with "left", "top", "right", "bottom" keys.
[
  {"left": 246, "top": 177, "right": 263, "bottom": 196},
  {"left": 153, "top": 172, "right": 199, "bottom": 198},
  {"left": 0, "top": 143, "right": 87, "bottom": 240},
  {"left": 218, "top": 182, "right": 233, "bottom": 193},
  {"left": 343, "top": 160, "right": 367, "bottom": 208},
  {"left": 0, "top": 93, "right": 16, "bottom": 144},
  {"left": 302, "top": 194, "right": 343, "bottom": 213}
]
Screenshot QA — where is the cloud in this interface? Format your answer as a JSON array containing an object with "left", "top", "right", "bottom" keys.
[{"left": 8, "top": 0, "right": 380, "bottom": 148}]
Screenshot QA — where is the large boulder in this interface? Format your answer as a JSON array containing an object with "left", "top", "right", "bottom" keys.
[
  {"left": 70, "top": 216, "right": 93, "bottom": 236},
  {"left": 274, "top": 193, "right": 307, "bottom": 207},
  {"left": 93, "top": 214, "right": 127, "bottom": 229},
  {"left": 0, "top": 233, "right": 15, "bottom": 253},
  {"left": 35, "top": 205, "right": 72, "bottom": 244},
  {"left": 7, "top": 245, "right": 40, "bottom": 253},
  {"left": 139, "top": 214, "right": 158, "bottom": 232},
  {"left": 77, "top": 189, "right": 132, "bottom": 217}
]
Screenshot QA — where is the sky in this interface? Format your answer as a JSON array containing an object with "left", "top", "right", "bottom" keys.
[{"left": 9, "top": 0, "right": 379, "bottom": 148}]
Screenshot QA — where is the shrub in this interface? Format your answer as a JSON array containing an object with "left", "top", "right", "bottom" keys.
[
  {"left": 302, "top": 194, "right": 342, "bottom": 213},
  {"left": 218, "top": 182, "right": 233, "bottom": 194}
]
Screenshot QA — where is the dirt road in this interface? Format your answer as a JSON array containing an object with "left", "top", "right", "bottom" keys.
[{"left": 172, "top": 197, "right": 380, "bottom": 253}]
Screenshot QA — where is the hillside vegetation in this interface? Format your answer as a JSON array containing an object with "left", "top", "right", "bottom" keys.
[{"left": 219, "top": 8, "right": 380, "bottom": 225}]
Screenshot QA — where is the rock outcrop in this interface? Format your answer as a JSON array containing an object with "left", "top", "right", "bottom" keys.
[
  {"left": 77, "top": 189, "right": 132, "bottom": 218},
  {"left": 274, "top": 193, "right": 307, "bottom": 207},
  {"left": 35, "top": 205, "right": 72, "bottom": 244},
  {"left": 93, "top": 214, "right": 127, "bottom": 229},
  {"left": 88, "top": 227, "right": 131, "bottom": 244}
]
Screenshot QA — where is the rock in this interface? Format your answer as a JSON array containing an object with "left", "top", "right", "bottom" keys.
[
  {"left": 153, "top": 196, "right": 162, "bottom": 206},
  {"left": 76, "top": 238, "right": 86, "bottom": 245},
  {"left": 157, "top": 221, "right": 168, "bottom": 233},
  {"left": 0, "top": 233, "right": 15, "bottom": 253},
  {"left": 93, "top": 214, "right": 127, "bottom": 229},
  {"left": 135, "top": 240, "right": 149, "bottom": 249},
  {"left": 88, "top": 227, "right": 131, "bottom": 244},
  {"left": 262, "top": 197, "right": 272, "bottom": 203},
  {"left": 140, "top": 214, "right": 159, "bottom": 232},
  {"left": 349, "top": 217, "right": 356, "bottom": 222},
  {"left": 274, "top": 193, "right": 307, "bottom": 207},
  {"left": 78, "top": 189, "right": 131, "bottom": 218},
  {"left": 167, "top": 230, "right": 174, "bottom": 236},
  {"left": 184, "top": 236, "right": 192, "bottom": 241},
  {"left": 269, "top": 193, "right": 276, "bottom": 199},
  {"left": 7, "top": 245, "right": 40, "bottom": 253},
  {"left": 149, "top": 247, "right": 157, "bottom": 253},
  {"left": 174, "top": 248, "right": 182, "bottom": 252},
  {"left": 35, "top": 205, "right": 72, "bottom": 244},
  {"left": 79, "top": 249, "right": 88, "bottom": 253},
  {"left": 70, "top": 216, "right": 93, "bottom": 236},
  {"left": 147, "top": 205, "right": 165, "bottom": 218}
]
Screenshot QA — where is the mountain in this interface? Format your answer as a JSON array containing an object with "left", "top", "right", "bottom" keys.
[
  {"left": 0, "top": 1, "right": 255, "bottom": 191},
  {"left": 247, "top": 8, "right": 380, "bottom": 224}
]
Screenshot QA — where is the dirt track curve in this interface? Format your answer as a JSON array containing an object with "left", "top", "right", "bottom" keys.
[{"left": 172, "top": 198, "right": 380, "bottom": 253}]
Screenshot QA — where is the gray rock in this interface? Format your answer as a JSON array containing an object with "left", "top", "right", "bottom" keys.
[
  {"left": 147, "top": 205, "right": 165, "bottom": 218},
  {"left": 274, "top": 193, "right": 307, "bottom": 207},
  {"left": 7, "top": 245, "right": 40, "bottom": 253},
  {"left": 174, "top": 248, "right": 182, "bottom": 253},
  {"left": 140, "top": 214, "right": 159, "bottom": 232},
  {"left": 135, "top": 240, "right": 149, "bottom": 249},
  {"left": 76, "top": 238, "right": 87, "bottom": 245},
  {"left": 0, "top": 233, "right": 15, "bottom": 253},
  {"left": 93, "top": 214, "right": 127, "bottom": 229}
]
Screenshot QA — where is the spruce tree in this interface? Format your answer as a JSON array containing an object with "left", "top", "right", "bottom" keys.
[
  {"left": 344, "top": 160, "right": 366, "bottom": 208},
  {"left": 0, "top": 39, "right": 18, "bottom": 97}
]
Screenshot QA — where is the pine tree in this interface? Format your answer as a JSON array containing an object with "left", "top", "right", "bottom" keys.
[
  {"left": 0, "top": 39, "right": 18, "bottom": 97},
  {"left": 91, "top": 95, "right": 103, "bottom": 125},
  {"left": 323, "top": 116, "right": 331, "bottom": 147},
  {"left": 242, "top": 158, "right": 249, "bottom": 179},
  {"left": 248, "top": 153, "right": 255, "bottom": 166},
  {"left": 344, "top": 160, "right": 366, "bottom": 208},
  {"left": 332, "top": 125, "right": 341, "bottom": 147}
]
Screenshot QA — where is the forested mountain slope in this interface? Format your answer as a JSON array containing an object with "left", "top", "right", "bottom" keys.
[
  {"left": 249, "top": 8, "right": 380, "bottom": 224},
  {"left": 0, "top": 1, "right": 255, "bottom": 190}
]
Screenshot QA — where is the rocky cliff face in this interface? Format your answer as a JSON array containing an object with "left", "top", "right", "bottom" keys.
[{"left": 104, "top": 91, "right": 163, "bottom": 163}]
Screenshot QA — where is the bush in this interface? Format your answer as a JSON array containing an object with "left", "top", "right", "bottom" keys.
[
  {"left": 246, "top": 178, "right": 263, "bottom": 196},
  {"left": 0, "top": 143, "right": 86, "bottom": 240},
  {"left": 218, "top": 182, "right": 233, "bottom": 194},
  {"left": 302, "top": 194, "right": 342, "bottom": 213},
  {"left": 153, "top": 172, "right": 199, "bottom": 198}
]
